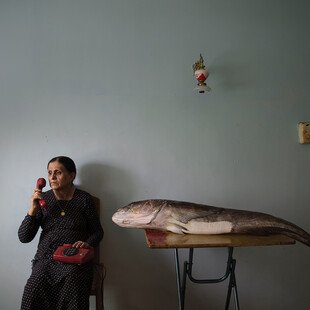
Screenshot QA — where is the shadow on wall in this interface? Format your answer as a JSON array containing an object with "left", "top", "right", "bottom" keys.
[
  {"left": 78, "top": 162, "right": 135, "bottom": 206},
  {"left": 78, "top": 162, "right": 140, "bottom": 309},
  {"left": 76, "top": 162, "right": 220, "bottom": 310},
  {"left": 210, "top": 51, "right": 256, "bottom": 93}
]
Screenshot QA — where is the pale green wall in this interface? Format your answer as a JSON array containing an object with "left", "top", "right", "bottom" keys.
[{"left": 0, "top": 1, "right": 309, "bottom": 309}]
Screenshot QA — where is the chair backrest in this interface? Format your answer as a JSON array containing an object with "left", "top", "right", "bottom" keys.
[
  {"left": 92, "top": 196, "right": 101, "bottom": 264},
  {"left": 90, "top": 196, "right": 105, "bottom": 310}
]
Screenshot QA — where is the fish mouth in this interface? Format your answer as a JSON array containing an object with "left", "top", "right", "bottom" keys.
[
  {"left": 112, "top": 202, "right": 163, "bottom": 228},
  {"left": 111, "top": 213, "right": 123, "bottom": 224},
  {"left": 112, "top": 214, "right": 133, "bottom": 226},
  {"left": 112, "top": 212, "right": 153, "bottom": 227}
]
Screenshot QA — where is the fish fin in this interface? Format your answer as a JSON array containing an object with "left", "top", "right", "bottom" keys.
[
  {"left": 166, "top": 224, "right": 186, "bottom": 234},
  {"left": 166, "top": 219, "right": 187, "bottom": 234}
]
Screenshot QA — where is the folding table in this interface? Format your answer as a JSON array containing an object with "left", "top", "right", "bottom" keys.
[{"left": 144, "top": 229, "right": 295, "bottom": 310}]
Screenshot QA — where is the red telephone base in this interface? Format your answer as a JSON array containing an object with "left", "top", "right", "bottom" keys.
[{"left": 53, "top": 244, "right": 94, "bottom": 264}]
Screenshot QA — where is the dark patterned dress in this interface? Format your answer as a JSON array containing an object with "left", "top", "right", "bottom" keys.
[{"left": 18, "top": 188, "right": 104, "bottom": 310}]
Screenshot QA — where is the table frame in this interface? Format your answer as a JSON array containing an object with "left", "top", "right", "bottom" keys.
[
  {"left": 144, "top": 229, "right": 295, "bottom": 310},
  {"left": 175, "top": 247, "right": 239, "bottom": 310}
]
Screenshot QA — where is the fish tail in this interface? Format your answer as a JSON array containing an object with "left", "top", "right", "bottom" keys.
[
  {"left": 238, "top": 214, "right": 310, "bottom": 247},
  {"left": 274, "top": 218, "right": 310, "bottom": 247},
  {"left": 281, "top": 229, "right": 310, "bottom": 247}
]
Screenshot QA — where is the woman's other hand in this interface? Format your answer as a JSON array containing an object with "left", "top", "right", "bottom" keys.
[{"left": 72, "top": 241, "right": 90, "bottom": 248}]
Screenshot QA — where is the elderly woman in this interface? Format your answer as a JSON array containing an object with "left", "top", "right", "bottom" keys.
[{"left": 18, "top": 156, "right": 104, "bottom": 310}]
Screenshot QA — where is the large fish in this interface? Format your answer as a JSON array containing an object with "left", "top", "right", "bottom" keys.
[{"left": 112, "top": 199, "right": 310, "bottom": 247}]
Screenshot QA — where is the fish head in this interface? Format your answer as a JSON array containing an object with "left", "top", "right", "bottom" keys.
[{"left": 112, "top": 200, "right": 161, "bottom": 228}]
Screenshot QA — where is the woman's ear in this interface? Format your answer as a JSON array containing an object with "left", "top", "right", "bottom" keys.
[{"left": 70, "top": 172, "right": 76, "bottom": 183}]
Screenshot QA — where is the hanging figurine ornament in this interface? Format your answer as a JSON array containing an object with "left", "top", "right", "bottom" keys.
[{"left": 193, "top": 54, "right": 211, "bottom": 93}]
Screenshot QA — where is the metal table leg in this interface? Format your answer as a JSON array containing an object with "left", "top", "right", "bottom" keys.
[
  {"left": 174, "top": 249, "right": 183, "bottom": 310},
  {"left": 174, "top": 249, "right": 186, "bottom": 310},
  {"left": 174, "top": 247, "right": 240, "bottom": 310},
  {"left": 225, "top": 256, "right": 240, "bottom": 310}
]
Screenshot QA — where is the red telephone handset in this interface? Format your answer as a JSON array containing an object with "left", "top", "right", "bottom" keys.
[{"left": 36, "top": 178, "right": 47, "bottom": 208}]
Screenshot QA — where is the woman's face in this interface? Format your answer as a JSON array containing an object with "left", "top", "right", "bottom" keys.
[{"left": 47, "top": 161, "right": 75, "bottom": 191}]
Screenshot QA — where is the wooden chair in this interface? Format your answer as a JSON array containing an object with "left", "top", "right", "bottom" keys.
[{"left": 90, "top": 196, "right": 105, "bottom": 310}]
